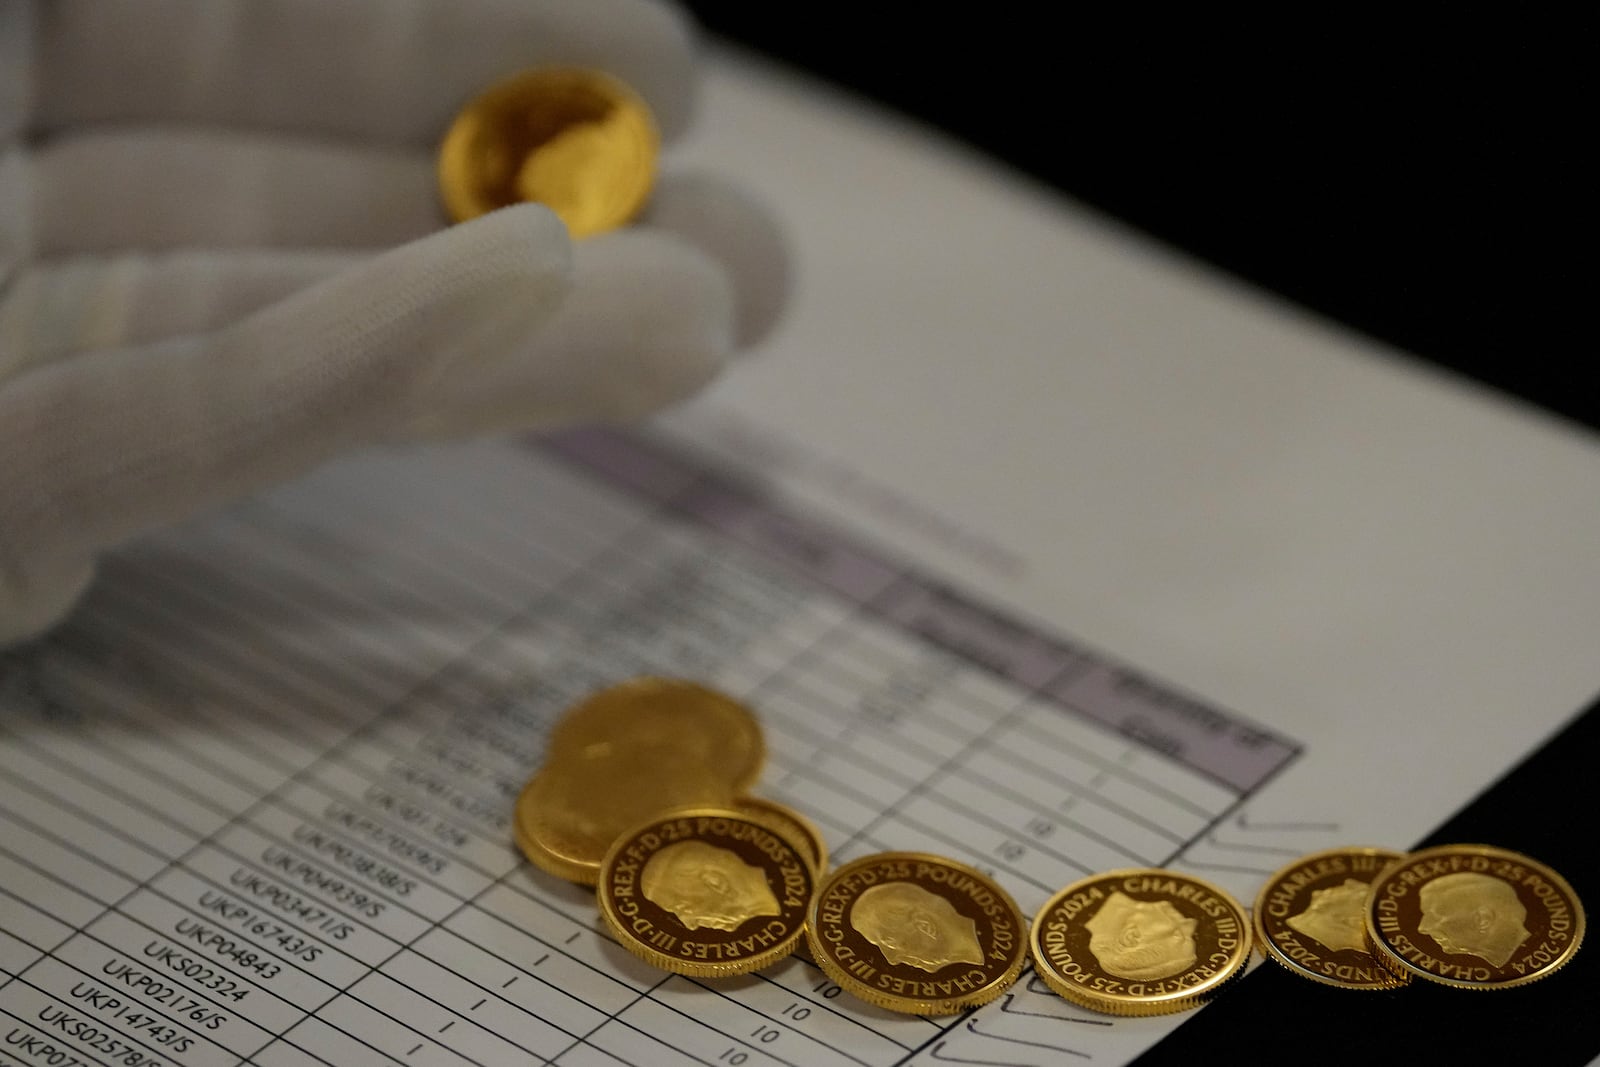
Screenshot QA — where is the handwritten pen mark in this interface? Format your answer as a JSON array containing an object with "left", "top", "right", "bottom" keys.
[
  {"left": 1235, "top": 812, "right": 1340, "bottom": 833},
  {"left": 963, "top": 1015, "right": 1092, "bottom": 1060},
  {"left": 1202, "top": 832, "right": 1302, "bottom": 857},
  {"left": 998, "top": 992, "right": 1112, "bottom": 1027},
  {"left": 1174, "top": 857, "right": 1276, "bottom": 877}
]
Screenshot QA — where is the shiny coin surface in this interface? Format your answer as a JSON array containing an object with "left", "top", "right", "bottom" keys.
[
  {"left": 733, "top": 795, "right": 828, "bottom": 874},
  {"left": 515, "top": 751, "right": 733, "bottom": 885},
  {"left": 548, "top": 678, "right": 765, "bottom": 790},
  {"left": 438, "top": 67, "right": 658, "bottom": 236},
  {"left": 1365, "top": 843, "right": 1585, "bottom": 989},
  {"left": 1253, "top": 846, "right": 1408, "bottom": 989},
  {"left": 807, "top": 852, "right": 1026, "bottom": 1015},
  {"left": 1031, "top": 868, "right": 1251, "bottom": 1015},
  {"left": 597, "top": 808, "right": 813, "bottom": 977}
]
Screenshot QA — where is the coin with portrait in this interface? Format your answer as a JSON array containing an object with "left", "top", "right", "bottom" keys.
[
  {"left": 597, "top": 808, "right": 813, "bottom": 977},
  {"left": 1364, "top": 843, "right": 1584, "bottom": 989},
  {"left": 1254, "top": 846, "right": 1407, "bottom": 989},
  {"left": 807, "top": 852, "right": 1026, "bottom": 1015},
  {"left": 1031, "top": 868, "right": 1251, "bottom": 1015}
]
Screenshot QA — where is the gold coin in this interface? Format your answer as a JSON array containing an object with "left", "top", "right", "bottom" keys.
[
  {"left": 515, "top": 749, "right": 732, "bottom": 885},
  {"left": 549, "top": 678, "right": 765, "bottom": 791},
  {"left": 1364, "top": 843, "right": 1585, "bottom": 989},
  {"left": 438, "top": 67, "right": 658, "bottom": 236},
  {"left": 806, "top": 852, "right": 1026, "bottom": 1015},
  {"left": 597, "top": 807, "right": 814, "bottom": 977},
  {"left": 1253, "top": 846, "right": 1408, "bottom": 990},
  {"left": 733, "top": 795, "right": 829, "bottom": 874},
  {"left": 1031, "top": 868, "right": 1251, "bottom": 1016}
]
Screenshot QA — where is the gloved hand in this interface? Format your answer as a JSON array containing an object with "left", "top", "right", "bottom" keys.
[{"left": 0, "top": 0, "right": 787, "bottom": 646}]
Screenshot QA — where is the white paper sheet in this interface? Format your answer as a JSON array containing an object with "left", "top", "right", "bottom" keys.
[{"left": 3, "top": 49, "right": 1598, "bottom": 1066}]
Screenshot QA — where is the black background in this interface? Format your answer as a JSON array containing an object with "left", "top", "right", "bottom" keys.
[{"left": 682, "top": 9, "right": 1597, "bottom": 1062}]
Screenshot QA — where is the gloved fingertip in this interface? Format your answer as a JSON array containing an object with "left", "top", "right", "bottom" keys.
[
  {"left": 0, "top": 556, "right": 95, "bottom": 649},
  {"left": 642, "top": 174, "right": 790, "bottom": 349}
]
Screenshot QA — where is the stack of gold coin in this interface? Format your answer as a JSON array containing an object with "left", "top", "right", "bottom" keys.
[
  {"left": 513, "top": 678, "right": 828, "bottom": 978},
  {"left": 438, "top": 67, "right": 659, "bottom": 237},
  {"left": 514, "top": 677, "right": 776, "bottom": 884},
  {"left": 515, "top": 678, "right": 1037, "bottom": 1009}
]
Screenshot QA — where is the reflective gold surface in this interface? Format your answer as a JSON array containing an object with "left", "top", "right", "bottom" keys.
[
  {"left": 806, "top": 852, "right": 1026, "bottom": 1015},
  {"left": 1030, "top": 868, "right": 1250, "bottom": 1015},
  {"left": 1365, "top": 843, "right": 1585, "bottom": 989},
  {"left": 549, "top": 677, "right": 765, "bottom": 790},
  {"left": 732, "top": 795, "right": 828, "bottom": 874},
  {"left": 438, "top": 67, "right": 658, "bottom": 236},
  {"left": 597, "top": 808, "right": 813, "bottom": 976},
  {"left": 514, "top": 748, "right": 732, "bottom": 885},
  {"left": 1254, "top": 846, "right": 1408, "bottom": 990}
]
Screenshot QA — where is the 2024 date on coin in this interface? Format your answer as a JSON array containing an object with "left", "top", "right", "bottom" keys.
[
  {"left": 1031, "top": 868, "right": 1251, "bottom": 1015},
  {"left": 807, "top": 853, "right": 1027, "bottom": 1015},
  {"left": 1364, "top": 844, "right": 1584, "bottom": 989}
]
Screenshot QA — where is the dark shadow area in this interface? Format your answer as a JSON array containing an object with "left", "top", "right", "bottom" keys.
[{"left": 685, "top": 9, "right": 1593, "bottom": 434}]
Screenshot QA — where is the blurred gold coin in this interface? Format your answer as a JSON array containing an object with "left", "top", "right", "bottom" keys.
[
  {"left": 549, "top": 678, "right": 765, "bottom": 791},
  {"left": 598, "top": 808, "right": 813, "bottom": 977},
  {"left": 1031, "top": 868, "right": 1251, "bottom": 1015},
  {"left": 438, "top": 67, "right": 658, "bottom": 236},
  {"left": 1254, "top": 846, "right": 1408, "bottom": 990},
  {"left": 1365, "top": 844, "right": 1584, "bottom": 989},
  {"left": 807, "top": 852, "right": 1026, "bottom": 1015},
  {"left": 515, "top": 749, "right": 732, "bottom": 885},
  {"left": 733, "top": 795, "right": 828, "bottom": 874}
]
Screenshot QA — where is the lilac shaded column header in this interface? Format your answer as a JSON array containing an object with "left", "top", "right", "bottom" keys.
[{"left": 547, "top": 428, "right": 1300, "bottom": 795}]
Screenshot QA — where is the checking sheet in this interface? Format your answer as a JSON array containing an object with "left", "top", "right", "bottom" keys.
[{"left": 1, "top": 426, "right": 1300, "bottom": 1066}]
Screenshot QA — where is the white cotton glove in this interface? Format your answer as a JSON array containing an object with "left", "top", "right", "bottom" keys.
[{"left": 0, "top": 0, "right": 788, "bottom": 646}]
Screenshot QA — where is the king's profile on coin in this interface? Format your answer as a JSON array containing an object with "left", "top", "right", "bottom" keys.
[
  {"left": 1085, "top": 891, "right": 1198, "bottom": 981},
  {"left": 1287, "top": 878, "right": 1371, "bottom": 954},
  {"left": 808, "top": 853, "right": 1027, "bottom": 1014},
  {"left": 852, "top": 881, "right": 984, "bottom": 972},
  {"left": 641, "top": 839, "right": 781, "bottom": 932},
  {"left": 1365, "top": 844, "right": 1585, "bottom": 989},
  {"left": 598, "top": 808, "right": 813, "bottom": 977},
  {"left": 1416, "top": 872, "right": 1530, "bottom": 968}
]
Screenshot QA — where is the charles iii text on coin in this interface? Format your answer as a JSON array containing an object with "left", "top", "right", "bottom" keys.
[
  {"left": 1031, "top": 868, "right": 1251, "bottom": 1015},
  {"left": 597, "top": 808, "right": 814, "bottom": 977},
  {"left": 1254, "top": 846, "right": 1408, "bottom": 989},
  {"left": 807, "top": 852, "right": 1026, "bottom": 1015},
  {"left": 1364, "top": 843, "right": 1584, "bottom": 989}
]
